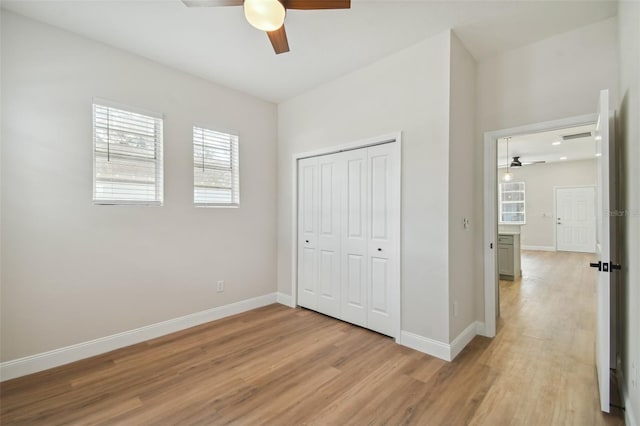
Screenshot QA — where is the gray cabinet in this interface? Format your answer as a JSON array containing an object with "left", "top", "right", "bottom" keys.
[{"left": 498, "top": 233, "right": 521, "bottom": 281}]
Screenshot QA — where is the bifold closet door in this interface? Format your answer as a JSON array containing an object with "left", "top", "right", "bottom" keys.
[
  {"left": 297, "top": 157, "right": 319, "bottom": 310},
  {"left": 340, "top": 148, "right": 368, "bottom": 327},
  {"left": 316, "top": 153, "right": 342, "bottom": 318},
  {"left": 366, "top": 143, "right": 398, "bottom": 337},
  {"left": 297, "top": 154, "right": 342, "bottom": 317},
  {"left": 297, "top": 142, "right": 398, "bottom": 338}
]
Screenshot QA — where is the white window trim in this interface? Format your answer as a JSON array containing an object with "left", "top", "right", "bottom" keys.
[
  {"left": 92, "top": 97, "right": 164, "bottom": 206},
  {"left": 498, "top": 181, "right": 526, "bottom": 225}
]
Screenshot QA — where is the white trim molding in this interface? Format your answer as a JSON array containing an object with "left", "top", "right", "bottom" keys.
[
  {"left": 276, "top": 292, "right": 294, "bottom": 308},
  {"left": 400, "top": 331, "right": 451, "bottom": 361},
  {"left": 1, "top": 293, "right": 280, "bottom": 382},
  {"left": 450, "top": 322, "right": 481, "bottom": 360},
  {"left": 618, "top": 367, "right": 638, "bottom": 426},
  {"left": 521, "top": 245, "right": 556, "bottom": 252},
  {"left": 400, "top": 321, "right": 484, "bottom": 361}
]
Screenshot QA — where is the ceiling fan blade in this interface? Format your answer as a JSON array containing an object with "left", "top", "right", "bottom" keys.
[
  {"left": 284, "top": 0, "right": 350, "bottom": 10},
  {"left": 267, "top": 25, "right": 290, "bottom": 54},
  {"left": 181, "top": 0, "right": 243, "bottom": 7}
]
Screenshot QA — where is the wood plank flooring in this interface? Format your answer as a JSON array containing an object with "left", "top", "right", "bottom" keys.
[{"left": 0, "top": 251, "right": 625, "bottom": 425}]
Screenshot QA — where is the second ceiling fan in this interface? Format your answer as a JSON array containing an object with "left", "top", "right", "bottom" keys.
[{"left": 182, "top": 0, "right": 351, "bottom": 54}]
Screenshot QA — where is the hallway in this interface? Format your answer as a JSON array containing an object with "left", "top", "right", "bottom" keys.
[{"left": 475, "top": 250, "right": 623, "bottom": 424}]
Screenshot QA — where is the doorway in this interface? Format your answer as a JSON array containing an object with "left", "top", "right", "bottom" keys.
[
  {"left": 483, "top": 113, "right": 598, "bottom": 336},
  {"left": 484, "top": 89, "right": 617, "bottom": 414}
]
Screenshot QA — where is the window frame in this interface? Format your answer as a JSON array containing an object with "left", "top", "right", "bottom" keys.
[
  {"left": 499, "top": 181, "right": 526, "bottom": 225},
  {"left": 192, "top": 123, "right": 240, "bottom": 208},
  {"left": 92, "top": 98, "right": 164, "bottom": 206}
]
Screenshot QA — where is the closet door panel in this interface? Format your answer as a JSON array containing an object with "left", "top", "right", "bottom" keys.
[
  {"left": 341, "top": 150, "right": 368, "bottom": 326},
  {"left": 367, "top": 144, "right": 397, "bottom": 336},
  {"left": 297, "top": 157, "right": 319, "bottom": 310},
  {"left": 316, "top": 154, "right": 342, "bottom": 317}
]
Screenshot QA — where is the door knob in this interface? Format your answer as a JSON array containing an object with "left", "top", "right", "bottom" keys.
[{"left": 611, "top": 262, "right": 622, "bottom": 271}]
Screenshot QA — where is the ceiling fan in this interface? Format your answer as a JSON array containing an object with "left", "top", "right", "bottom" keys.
[
  {"left": 509, "top": 156, "right": 546, "bottom": 167},
  {"left": 181, "top": 0, "right": 351, "bottom": 54}
]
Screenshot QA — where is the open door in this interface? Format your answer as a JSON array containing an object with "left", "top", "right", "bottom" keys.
[{"left": 591, "top": 89, "right": 614, "bottom": 413}]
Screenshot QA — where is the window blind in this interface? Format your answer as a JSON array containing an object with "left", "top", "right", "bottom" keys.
[
  {"left": 93, "top": 100, "right": 163, "bottom": 205},
  {"left": 193, "top": 126, "right": 239, "bottom": 206}
]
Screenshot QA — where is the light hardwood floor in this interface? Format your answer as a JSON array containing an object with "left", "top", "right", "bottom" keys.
[{"left": 0, "top": 251, "right": 625, "bottom": 425}]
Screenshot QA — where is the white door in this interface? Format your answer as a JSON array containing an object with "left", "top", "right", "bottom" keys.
[
  {"left": 316, "top": 153, "right": 342, "bottom": 318},
  {"left": 556, "top": 187, "right": 596, "bottom": 253},
  {"left": 297, "top": 157, "right": 319, "bottom": 310},
  {"left": 593, "top": 89, "right": 611, "bottom": 413},
  {"left": 367, "top": 143, "right": 399, "bottom": 337},
  {"left": 296, "top": 141, "right": 400, "bottom": 339},
  {"left": 341, "top": 149, "right": 368, "bottom": 327}
]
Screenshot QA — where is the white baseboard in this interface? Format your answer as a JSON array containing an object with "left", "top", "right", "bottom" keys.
[
  {"left": 400, "top": 321, "right": 483, "bottom": 362},
  {"left": 0, "top": 293, "right": 278, "bottom": 382},
  {"left": 276, "top": 292, "right": 294, "bottom": 308},
  {"left": 474, "top": 321, "right": 488, "bottom": 337},
  {"left": 450, "top": 321, "right": 480, "bottom": 360},
  {"left": 521, "top": 245, "right": 556, "bottom": 251},
  {"left": 400, "top": 331, "right": 451, "bottom": 361},
  {"left": 618, "top": 367, "right": 638, "bottom": 426},
  {"left": 628, "top": 399, "right": 638, "bottom": 426}
]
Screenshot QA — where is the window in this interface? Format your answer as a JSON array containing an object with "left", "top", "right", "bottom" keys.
[
  {"left": 93, "top": 100, "right": 163, "bottom": 205},
  {"left": 499, "top": 182, "right": 526, "bottom": 224},
  {"left": 193, "top": 126, "right": 239, "bottom": 206}
]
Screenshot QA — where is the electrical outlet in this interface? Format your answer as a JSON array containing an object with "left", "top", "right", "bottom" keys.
[{"left": 217, "top": 280, "right": 224, "bottom": 293}]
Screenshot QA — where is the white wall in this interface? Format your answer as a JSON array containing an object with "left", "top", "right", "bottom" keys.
[
  {"left": 617, "top": 1, "right": 640, "bottom": 422},
  {"left": 0, "top": 12, "right": 278, "bottom": 362},
  {"left": 448, "top": 33, "right": 477, "bottom": 340},
  {"left": 504, "top": 160, "right": 596, "bottom": 249},
  {"left": 475, "top": 17, "right": 619, "bottom": 322},
  {"left": 278, "top": 32, "right": 452, "bottom": 343}
]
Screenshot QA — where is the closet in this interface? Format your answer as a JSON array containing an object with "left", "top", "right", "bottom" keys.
[{"left": 296, "top": 141, "right": 400, "bottom": 337}]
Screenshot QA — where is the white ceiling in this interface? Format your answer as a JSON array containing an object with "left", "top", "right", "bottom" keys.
[
  {"left": 497, "top": 123, "right": 597, "bottom": 168},
  {"left": 1, "top": 0, "right": 617, "bottom": 103}
]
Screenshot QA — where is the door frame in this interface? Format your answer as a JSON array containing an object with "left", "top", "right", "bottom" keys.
[
  {"left": 553, "top": 185, "right": 597, "bottom": 253},
  {"left": 290, "top": 131, "right": 403, "bottom": 341},
  {"left": 483, "top": 114, "right": 597, "bottom": 337}
]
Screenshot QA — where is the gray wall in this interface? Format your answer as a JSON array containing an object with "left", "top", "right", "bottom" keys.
[
  {"left": 277, "top": 32, "right": 453, "bottom": 343},
  {"left": 1, "top": 12, "right": 278, "bottom": 362},
  {"left": 617, "top": 1, "right": 640, "bottom": 420},
  {"left": 506, "top": 159, "right": 597, "bottom": 249},
  {"left": 448, "top": 33, "right": 478, "bottom": 340}
]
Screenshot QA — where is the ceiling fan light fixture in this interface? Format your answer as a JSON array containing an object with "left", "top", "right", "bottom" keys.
[{"left": 244, "top": 0, "right": 286, "bottom": 32}]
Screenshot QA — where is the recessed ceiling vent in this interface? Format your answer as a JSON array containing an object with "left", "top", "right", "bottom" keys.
[{"left": 561, "top": 131, "right": 592, "bottom": 141}]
